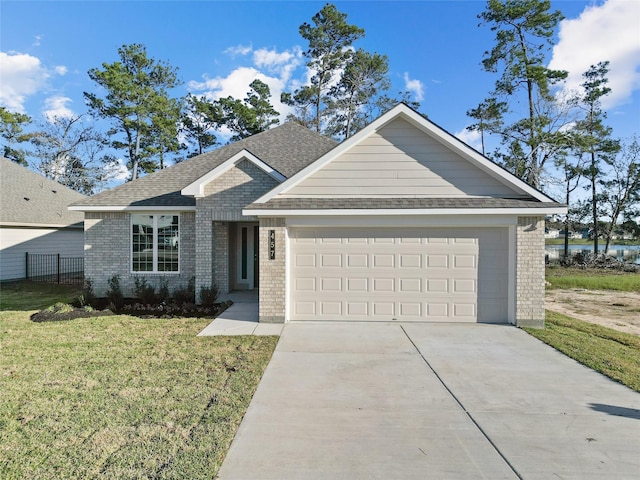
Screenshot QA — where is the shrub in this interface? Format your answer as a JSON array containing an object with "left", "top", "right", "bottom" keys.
[
  {"left": 199, "top": 284, "right": 219, "bottom": 308},
  {"left": 173, "top": 277, "right": 195, "bottom": 306},
  {"left": 134, "top": 277, "right": 158, "bottom": 305},
  {"left": 158, "top": 278, "right": 170, "bottom": 302},
  {"left": 106, "top": 275, "right": 124, "bottom": 310},
  {"left": 78, "top": 278, "right": 95, "bottom": 307}
]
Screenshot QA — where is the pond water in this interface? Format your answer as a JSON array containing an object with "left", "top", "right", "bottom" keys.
[{"left": 545, "top": 244, "right": 640, "bottom": 264}]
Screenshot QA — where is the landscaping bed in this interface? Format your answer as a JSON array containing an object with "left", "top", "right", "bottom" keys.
[{"left": 30, "top": 299, "right": 230, "bottom": 323}]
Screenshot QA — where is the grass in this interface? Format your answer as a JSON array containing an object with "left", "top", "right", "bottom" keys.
[
  {"left": 545, "top": 266, "right": 640, "bottom": 292},
  {"left": 525, "top": 311, "right": 640, "bottom": 392},
  {"left": 545, "top": 238, "right": 640, "bottom": 246},
  {"left": 0, "top": 280, "right": 82, "bottom": 311},
  {"left": 0, "top": 282, "right": 278, "bottom": 479}
]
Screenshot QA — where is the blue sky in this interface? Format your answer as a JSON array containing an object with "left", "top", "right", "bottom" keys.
[{"left": 1, "top": 0, "right": 639, "bottom": 193}]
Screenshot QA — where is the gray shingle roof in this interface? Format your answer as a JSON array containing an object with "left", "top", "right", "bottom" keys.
[
  {"left": 245, "top": 197, "right": 565, "bottom": 210},
  {"left": 0, "top": 157, "right": 86, "bottom": 227},
  {"left": 72, "top": 122, "right": 338, "bottom": 208}
]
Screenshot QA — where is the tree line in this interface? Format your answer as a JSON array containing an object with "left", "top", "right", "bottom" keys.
[
  {"left": 1, "top": 4, "right": 413, "bottom": 189},
  {"left": 1, "top": 1, "right": 638, "bottom": 254},
  {"left": 465, "top": 0, "right": 639, "bottom": 256}
]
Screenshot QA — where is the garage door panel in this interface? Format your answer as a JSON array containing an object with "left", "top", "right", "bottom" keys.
[
  {"left": 290, "top": 227, "right": 508, "bottom": 323},
  {"left": 427, "top": 278, "right": 448, "bottom": 292},
  {"left": 346, "top": 277, "right": 368, "bottom": 292},
  {"left": 400, "top": 254, "right": 422, "bottom": 268},
  {"left": 400, "top": 278, "right": 421, "bottom": 292},
  {"left": 453, "top": 278, "right": 476, "bottom": 293},
  {"left": 373, "top": 254, "right": 394, "bottom": 267},
  {"left": 295, "top": 253, "right": 316, "bottom": 267},
  {"left": 295, "top": 277, "right": 316, "bottom": 291},
  {"left": 453, "top": 254, "right": 476, "bottom": 268},
  {"left": 373, "top": 302, "right": 395, "bottom": 316},
  {"left": 347, "top": 254, "right": 368, "bottom": 267},
  {"left": 427, "top": 254, "right": 448, "bottom": 268}
]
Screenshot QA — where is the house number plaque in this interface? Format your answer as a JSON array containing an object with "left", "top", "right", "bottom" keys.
[{"left": 269, "top": 230, "right": 276, "bottom": 259}]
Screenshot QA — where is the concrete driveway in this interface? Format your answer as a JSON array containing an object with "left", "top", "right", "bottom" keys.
[{"left": 217, "top": 323, "right": 640, "bottom": 479}]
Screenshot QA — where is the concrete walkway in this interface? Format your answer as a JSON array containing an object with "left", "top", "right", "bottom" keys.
[
  {"left": 197, "top": 291, "right": 283, "bottom": 336},
  {"left": 217, "top": 322, "right": 640, "bottom": 479}
]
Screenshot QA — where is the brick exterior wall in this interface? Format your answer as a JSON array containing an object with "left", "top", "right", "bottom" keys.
[
  {"left": 194, "top": 159, "right": 279, "bottom": 300},
  {"left": 516, "top": 216, "right": 545, "bottom": 327},
  {"left": 212, "top": 222, "right": 229, "bottom": 294},
  {"left": 202, "top": 159, "right": 279, "bottom": 222},
  {"left": 259, "top": 218, "right": 286, "bottom": 323},
  {"left": 84, "top": 211, "right": 195, "bottom": 298}
]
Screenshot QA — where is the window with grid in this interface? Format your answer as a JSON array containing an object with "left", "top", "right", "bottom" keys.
[{"left": 131, "top": 214, "right": 179, "bottom": 273}]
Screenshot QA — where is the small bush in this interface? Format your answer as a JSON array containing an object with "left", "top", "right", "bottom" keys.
[
  {"left": 78, "top": 278, "right": 95, "bottom": 307},
  {"left": 199, "top": 284, "right": 219, "bottom": 308},
  {"left": 134, "top": 277, "right": 158, "bottom": 305},
  {"left": 158, "top": 278, "right": 170, "bottom": 302},
  {"left": 173, "top": 277, "right": 195, "bottom": 306},
  {"left": 106, "top": 275, "right": 124, "bottom": 310}
]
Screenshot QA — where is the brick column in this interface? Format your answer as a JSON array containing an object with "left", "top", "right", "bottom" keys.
[
  {"left": 195, "top": 206, "right": 213, "bottom": 302},
  {"left": 212, "top": 222, "right": 229, "bottom": 294},
  {"left": 516, "top": 216, "right": 545, "bottom": 327},
  {"left": 259, "top": 218, "right": 286, "bottom": 323}
]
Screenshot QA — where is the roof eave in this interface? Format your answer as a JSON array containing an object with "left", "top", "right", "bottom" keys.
[
  {"left": 69, "top": 205, "right": 196, "bottom": 212},
  {"left": 243, "top": 206, "right": 568, "bottom": 217}
]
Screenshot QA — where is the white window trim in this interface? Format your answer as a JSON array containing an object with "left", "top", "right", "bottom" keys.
[{"left": 130, "top": 213, "right": 181, "bottom": 274}]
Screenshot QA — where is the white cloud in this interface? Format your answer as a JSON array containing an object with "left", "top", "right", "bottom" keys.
[
  {"left": 549, "top": 0, "right": 640, "bottom": 108},
  {"left": 43, "top": 96, "right": 74, "bottom": 120},
  {"left": 189, "top": 46, "right": 307, "bottom": 130},
  {"left": 224, "top": 44, "right": 253, "bottom": 56},
  {"left": 0, "top": 51, "right": 50, "bottom": 112},
  {"left": 0, "top": 51, "right": 69, "bottom": 113},
  {"left": 253, "top": 46, "right": 302, "bottom": 84},
  {"left": 403, "top": 72, "right": 424, "bottom": 102},
  {"left": 33, "top": 35, "right": 42, "bottom": 47},
  {"left": 454, "top": 127, "right": 482, "bottom": 152},
  {"left": 104, "top": 158, "right": 130, "bottom": 182},
  {"left": 253, "top": 48, "right": 295, "bottom": 68}
]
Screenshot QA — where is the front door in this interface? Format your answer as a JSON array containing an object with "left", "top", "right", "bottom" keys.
[{"left": 236, "top": 223, "right": 259, "bottom": 290}]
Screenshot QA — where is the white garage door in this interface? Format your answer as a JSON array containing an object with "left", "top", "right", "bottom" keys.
[{"left": 289, "top": 227, "right": 509, "bottom": 323}]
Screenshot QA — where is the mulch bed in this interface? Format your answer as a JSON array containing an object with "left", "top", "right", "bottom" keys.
[{"left": 30, "top": 299, "right": 230, "bottom": 322}]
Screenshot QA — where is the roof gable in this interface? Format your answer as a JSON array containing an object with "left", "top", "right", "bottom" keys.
[
  {"left": 182, "top": 150, "right": 285, "bottom": 198},
  {"left": 254, "top": 104, "right": 558, "bottom": 205},
  {"left": 284, "top": 117, "right": 525, "bottom": 198},
  {"left": 0, "top": 157, "right": 85, "bottom": 227}
]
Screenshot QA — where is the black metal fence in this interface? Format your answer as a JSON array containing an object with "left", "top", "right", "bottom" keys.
[{"left": 25, "top": 253, "right": 84, "bottom": 285}]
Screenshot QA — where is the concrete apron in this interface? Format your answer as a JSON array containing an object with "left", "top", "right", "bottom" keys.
[{"left": 217, "top": 323, "right": 640, "bottom": 480}]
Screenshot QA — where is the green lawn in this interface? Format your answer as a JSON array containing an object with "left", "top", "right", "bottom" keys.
[
  {"left": 1, "top": 280, "right": 83, "bottom": 310},
  {"left": 0, "top": 282, "right": 277, "bottom": 479},
  {"left": 545, "top": 238, "right": 640, "bottom": 246},
  {"left": 525, "top": 311, "right": 640, "bottom": 392},
  {"left": 546, "top": 266, "right": 640, "bottom": 292}
]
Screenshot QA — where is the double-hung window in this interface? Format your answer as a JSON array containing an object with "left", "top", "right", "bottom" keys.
[{"left": 131, "top": 214, "right": 179, "bottom": 272}]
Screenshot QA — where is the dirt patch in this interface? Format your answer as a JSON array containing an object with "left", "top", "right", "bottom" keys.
[{"left": 545, "top": 289, "right": 640, "bottom": 336}]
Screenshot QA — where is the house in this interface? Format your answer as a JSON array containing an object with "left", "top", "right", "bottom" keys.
[
  {"left": 70, "top": 104, "right": 566, "bottom": 327},
  {"left": 544, "top": 228, "right": 560, "bottom": 239},
  {"left": 0, "top": 157, "right": 85, "bottom": 281}
]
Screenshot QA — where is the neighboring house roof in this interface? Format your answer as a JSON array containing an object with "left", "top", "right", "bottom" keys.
[
  {"left": 0, "top": 157, "right": 85, "bottom": 227},
  {"left": 71, "top": 122, "right": 338, "bottom": 209}
]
